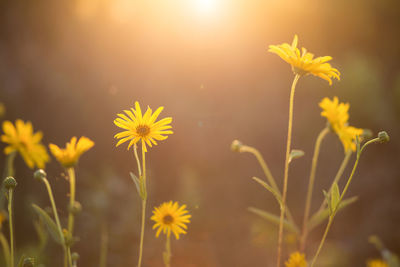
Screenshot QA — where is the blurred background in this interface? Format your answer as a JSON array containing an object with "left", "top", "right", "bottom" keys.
[{"left": 0, "top": 0, "right": 399, "bottom": 266}]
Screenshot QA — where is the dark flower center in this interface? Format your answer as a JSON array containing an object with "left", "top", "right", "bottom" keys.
[
  {"left": 136, "top": 125, "right": 150, "bottom": 137},
  {"left": 162, "top": 214, "right": 174, "bottom": 224}
]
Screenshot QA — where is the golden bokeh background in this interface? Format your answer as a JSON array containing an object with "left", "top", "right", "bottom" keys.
[{"left": 0, "top": 0, "right": 399, "bottom": 266}]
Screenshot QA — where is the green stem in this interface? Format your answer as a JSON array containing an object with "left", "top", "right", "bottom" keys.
[
  {"left": 42, "top": 178, "right": 68, "bottom": 267},
  {"left": 8, "top": 189, "right": 14, "bottom": 267},
  {"left": 0, "top": 232, "right": 11, "bottom": 267},
  {"left": 240, "top": 145, "right": 296, "bottom": 225},
  {"left": 137, "top": 149, "right": 147, "bottom": 267},
  {"left": 164, "top": 235, "right": 171, "bottom": 267},
  {"left": 300, "top": 127, "right": 329, "bottom": 251},
  {"left": 317, "top": 150, "right": 352, "bottom": 213},
  {"left": 310, "top": 138, "right": 380, "bottom": 266},
  {"left": 99, "top": 222, "right": 108, "bottom": 267},
  {"left": 277, "top": 74, "right": 300, "bottom": 267},
  {"left": 67, "top": 168, "right": 76, "bottom": 236}
]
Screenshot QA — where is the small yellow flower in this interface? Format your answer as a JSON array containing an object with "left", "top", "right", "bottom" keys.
[
  {"left": 151, "top": 201, "right": 191, "bottom": 240},
  {"left": 269, "top": 35, "right": 340, "bottom": 85},
  {"left": 114, "top": 101, "right": 173, "bottom": 152},
  {"left": 1, "top": 119, "right": 49, "bottom": 169},
  {"left": 367, "top": 259, "right": 389, "bottom": 267},
  {"left": 285, "top": 252, "right": 307, "bottom": 267},
  {"left": 319, "top": 97, "right": 349, "bottom": 129},
  {"left": 319, "top": 97, "right": 363, "bottom": 152},
  {"left": 49, "top": 136, "right": 94, "bottom": 168}
]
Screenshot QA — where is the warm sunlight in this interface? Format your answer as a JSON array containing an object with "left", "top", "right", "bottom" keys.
[{"left": 193, "top": 0, "right": 219, "bottom": 16}]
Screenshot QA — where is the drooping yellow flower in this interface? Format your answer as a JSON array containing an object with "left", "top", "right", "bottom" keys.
[
  {"left": 319, "top": 97, "right": 363, "bottom": 152},
  {"left": 151, "top": 201, "right": 191, "bottom": 240},
  {"left": 1, "top": 120, "right": 49, "bottom": 169},
  {"left": 269, "top": 35, "right": 340, "bottom": 85},
  {"left": 285, "top": 252, "right": 307, "bottom": 267},
  {"left": 114, "top": 101, "right": 173, "bottom": 152},
  {"left": 319, "top": 97, "right": 349, "bottom": 129},
  {"left": 49, "top": 136, "right": 94, "bottom": 168},
  {"left": 367, "top": 259, "right": 389, "bottom": 267},
  {"left": 337, "top": 125, "right": 364, "bottom": 152}
]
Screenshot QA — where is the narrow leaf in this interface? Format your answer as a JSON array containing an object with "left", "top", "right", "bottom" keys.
[
  {"left": 129, "top": 172, "right": 141, "bottom": 196},
  {"left": 289, "top": 149, "right": 305, "bottom": 163},
  {"left": 252, "top": 177, "right": 282, "bottom": 207},
  {"left": 331, "top": 182, "right": 340, "bottom": 214},
  {"left": 32, "top": 204, "right": 63, "bottom": 245},
  {"left": 248, "top": 207, "right": 299, "bottom": 234},
  {"left": 308, "top": 196, "right": 358, "bottom": 231}
]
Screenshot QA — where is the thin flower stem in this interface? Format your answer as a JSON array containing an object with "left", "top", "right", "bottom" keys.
[
  {"left": 239, "top": 145, "right": 296, "bottom": 225},
  {"left": 8, "top": 189, "right": 14, "bottom": 267},
  {"left": 277, "top": 74, "right": 300, "bottom": 267},
  {"left": 300, "top": 127, "right": 330, "bottom": 251},
  {"left": 310, "top": 138, "right": 380, "bottom": 266},
  {"left": 164, "top": 235, "right": 171, "bottom": 267},
  {"left": 317, "top": 150, "right": 352, "bottom": 213},
  {"left": 99, "top": 222, "right": 108, "bottom": 267},
  {"left": 137, "top": 148, "right": 147, "bottom": 267},
  {"left": 134, "top": 145, "right": 142, "bottom": 177},
  {"left": 0, "top": 232, "right": 11, "bottom": 267},
  {"left": 67, "top": 168, "right": 76, "bottom": 236},
  {"left": 42, "top": 178, "right": 69, "bottom": 267}
]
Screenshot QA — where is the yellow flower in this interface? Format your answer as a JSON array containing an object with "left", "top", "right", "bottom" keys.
[
  {"left": 1, "top": 119, "right": 49, "bottom": 169},
  {"left": 319, "top": 97, "right": 363, "bottom": 152},
  {"left": 49, "top": 136, "right": 94, "bottom": 168},
  {"left": 367, "top": 259, "right": 389, "bottom": 267},
  {"left": 269, "top": 35, "right": 340, "bottom": 85},
  {"left": 337, "top": 125, "right": 364, "bottom": 152},
  {"left": 114, "top": 101, "right": 173, "bottom": 152},
  {"left": 151, "top": 201, "right": 191, "bottom": 240},
  {"left": 285, "top": 252, "right": 307, "bottom": 267},
  {"left": 319, "top": 97, "right": 349, "bottom": 129}
]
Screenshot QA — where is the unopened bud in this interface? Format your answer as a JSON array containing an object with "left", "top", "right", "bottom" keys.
[
  {"left": 231, "top": 140, "right": 243, "bottom": 152},
  {"left": 68, "top": 201, "right": 82, "bottom": 214},
  {"left": 34, "top": 169, "right": 47, "bottom": 181},
  {"left": 378, "top": 131, "right": 389, "bottom": 143},
  {"left": 3, "top": 177, "right": 17, "bottom": 190},
  {"left": 72, "top": 252, "right": 80, "bottom": 261}
]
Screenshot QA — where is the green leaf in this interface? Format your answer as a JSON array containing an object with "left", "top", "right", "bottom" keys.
[
  {"left": 307, "top": 196, "right": 358, "bottom": 232},
  {"left": 289, "top": 149, "right": 305, "bottom": 163},
  {"left": 252, "top": 177, "right": 282, "bottom": 208},
  {"left": 17, "top": 255, "right": 27, "bottom": 267},
  {"left": 331, "top": 182, "right": 340, "bottom": 214},
  {"left": 129, "top": 172, "right": 141, "bottom": 196},
  {"left": 32, "top": 204, "right": 63, "bottom": 245},
  {"left": 248, "top": 207, "right": 299, "bottom": 234}
]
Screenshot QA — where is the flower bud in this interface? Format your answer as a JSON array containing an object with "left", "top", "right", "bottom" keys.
[
  {"left": 231, "top": 140, "right": 243, "bottom": 152},
  {"left": 22, "top": 258, "right": 35, "bottom": 267},
  {"left": 68, "top": 201, "right": 82, "bottom": 214},
  {"left": 3, "top": 176, "right": 17, "bottom": 190},
  {"left": 378, "top": 131, "right": 389, "bottom": 143},
  {"left": 72, "top": 252, "right": 80, "bottom": 261},
  {"left": 34, "top": 169, "right": 47, "bottom": 181}
]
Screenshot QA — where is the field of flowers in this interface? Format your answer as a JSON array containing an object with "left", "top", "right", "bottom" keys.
[{"left": 0, "top": 0, "right": 399, "bottom": 266}]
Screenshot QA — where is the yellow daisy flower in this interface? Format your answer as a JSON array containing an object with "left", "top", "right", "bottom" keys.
[
  {"left": 319, "top": 97, "right": 349, "bottom": 129},
  {"left": 49, "top": 136, "right": 94, "bottom": 168},
  {"left": 367, "top": 259, "right": 389, "bottom": 267},
  {"left": 337, "top": 125, "right": 364, "bottom": 152},
  {"left": 319, "top": 97, "right": 363, "bottom": 152},
  {"left": 285, "top": 252, "right": 307, "bottom": 267},
  {"left": 113, "top": 101, "right": 173, "bottom": 152},
  {"left": 269, "top": 35, "right": 340, "bottom": 85},
  {"left": 151, "top": 201, "right": 191, "bottom": 240},
  {"left": 1, "top": 119, "right": 49, "bottom": 169}
]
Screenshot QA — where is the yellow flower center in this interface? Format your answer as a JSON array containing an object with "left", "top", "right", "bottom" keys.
[
  {"left": 136, "top": 125, "right": 150, "bottom": 137},
  {"left": 162, "top": 214, "right": 174, "bottom": 224}
]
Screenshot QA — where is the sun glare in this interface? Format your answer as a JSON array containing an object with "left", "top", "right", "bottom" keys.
[{"left": 194, "top": 0, "right": 218, "bottom": 16}]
